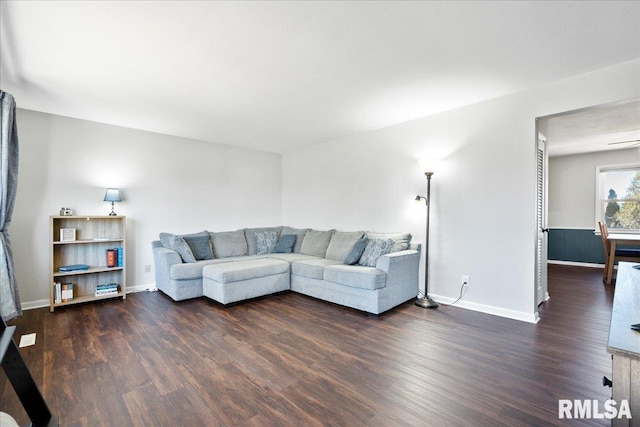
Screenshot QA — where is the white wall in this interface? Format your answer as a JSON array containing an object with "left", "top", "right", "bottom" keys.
[
  {"left": 12, "top": 110, "right": 282, "bottom": 307},
  {"left": 548, "top": 148, "right": 640, "bottom": 229},
  {"left": 283, "top": 59, "right": 640, "bottom": 322}
]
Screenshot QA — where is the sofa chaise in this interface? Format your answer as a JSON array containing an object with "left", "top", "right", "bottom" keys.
[{"left": 151, "top": 226, "right": 420, "bottom": 314}]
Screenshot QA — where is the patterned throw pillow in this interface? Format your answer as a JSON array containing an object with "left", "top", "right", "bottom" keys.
[
  {"left": 358, "top": 238, "right": 395, "bottom": 267},
  {"left": 255, "top": 231, "right": 278, "bottom": 255}
]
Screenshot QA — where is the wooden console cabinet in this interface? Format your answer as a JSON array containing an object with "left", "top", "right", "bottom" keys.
[
  {"left": 607, "top": 262, "right": 640, "bottom": 426},
  {"left": 49, "top": 216, "right": 126, "bottom": 312}
]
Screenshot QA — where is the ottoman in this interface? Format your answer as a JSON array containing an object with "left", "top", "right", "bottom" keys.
[{"left": 202, "top": 258, "right": 290, "bottom": 304}]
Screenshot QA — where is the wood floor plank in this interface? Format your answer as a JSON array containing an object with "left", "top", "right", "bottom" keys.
[{"left": 1, "top": 265, "right": 616, "bottom": 426}]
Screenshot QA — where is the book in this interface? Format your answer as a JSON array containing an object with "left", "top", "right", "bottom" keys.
[
  {"left": 54, "top": 282, "right": 61, "bottom": 303},
  {"left": 116, "top": 247, "right": 123, "bottom": 267},
  {"left": 58, "top": 264, "right": 90, "bottom": 272},
  {"left": 106, "top": 249, "right": 116, "bottom": 268},
  {"left": 96, "top": 283, "right": 118, "bottom": 296},
  {"left": 61, "top": 283, "right": 74, "bottom": 302},
  {"left": 95, "top": 289, "right": 118, "bottom": 296}
]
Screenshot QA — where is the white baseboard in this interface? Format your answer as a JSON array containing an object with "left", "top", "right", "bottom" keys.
[
  {"left": 429, "top": 293, "right": 538, "bottom": 324},
  {"left": 547, "top": 260, "right": 604, "bottom": 269},
  {"left": 126, "top": 283, "right": 157, "bottom": 293},
  {"left": 20, "top": 283, "right": 158, "bottom": 311},
  {"left": 21, "top": 299, "right": 50, "bottom": 311}
]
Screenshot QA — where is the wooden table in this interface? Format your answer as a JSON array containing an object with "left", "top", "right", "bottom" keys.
[
  {"left": 607, "top": 262, "right": 640, "bottom": 426},
  {"left": 606, "top": 233, "right": 640, "bottom": 285}
]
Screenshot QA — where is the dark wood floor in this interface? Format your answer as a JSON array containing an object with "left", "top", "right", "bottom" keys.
[{"left": 2, "top": 264, "right": 615, "bottom": 426}]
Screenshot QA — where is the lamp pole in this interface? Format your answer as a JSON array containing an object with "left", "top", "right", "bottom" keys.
[{"left": 416, "top": 171, "right": 438, "bottom": 308}]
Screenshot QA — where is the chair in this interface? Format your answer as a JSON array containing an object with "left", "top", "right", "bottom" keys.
[
  {"left": 598, "top": 221, "right": 640, "bottom": 282},
  {"left": 1, "top": 317, "right": 57, "bottom": 426}
]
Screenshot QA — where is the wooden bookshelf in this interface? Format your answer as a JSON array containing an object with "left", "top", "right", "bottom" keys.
[{"left": 49, "top": 216, "right": 126, "bottom": 312}]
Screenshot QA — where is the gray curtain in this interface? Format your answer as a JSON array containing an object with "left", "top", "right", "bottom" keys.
[{"left": 0, "top": 91, "right": 21, "bottom": 320}]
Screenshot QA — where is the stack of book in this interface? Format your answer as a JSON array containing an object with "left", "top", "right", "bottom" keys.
[
  {"left": 53, "top": 283, "right": 74, "bottom": 303},
  {"left": 96, "top": 283, "right": 119, "bottom": 297}
]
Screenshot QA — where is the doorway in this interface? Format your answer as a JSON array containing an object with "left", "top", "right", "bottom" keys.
[{"left": 534, "top": 98, "right": 640, "bottom": 317}]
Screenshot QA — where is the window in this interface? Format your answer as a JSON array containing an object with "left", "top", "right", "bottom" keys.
[{"left": 596, "top": 163, "right": 640, "bottom": 233}]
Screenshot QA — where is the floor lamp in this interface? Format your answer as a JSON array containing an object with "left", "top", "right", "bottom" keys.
[{"left": 415, "top": 169, "right": 438, "bottom": 309}]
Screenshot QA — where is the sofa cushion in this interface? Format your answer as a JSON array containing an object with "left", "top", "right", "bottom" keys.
[
  {"left": 323, "top": 265, "right": 387, "bottom": 290},
  {"left": 170, "top": 259, "right": 218, "bottom": 280},
  {"left": 265, "top": 253, "right": 318, "bottom": 263},
  {"left": 325, "top": 231, "right": 365, "bottom": 262},
  {"left": 365, "top": 231, "right": 412, "bottom": 252},
  {"left": 359, "top": 238, "right": 395, "bottom": 267},
  {"left": 299, "top": 229, "right": 335, "bottom": 257},
  {"left": 203, "top": 258, "right": 289, "bottom": 284},
  {"left": 256, "top": 231, "right": 278, "bottom": 255},
  {"left": 281, "top": 226, "right": 309, "bottom": 253},
  {"left": 183, "top": 232, "right": 213, "bottom": 260},
  {"left": 245, "top": 227, "right": 283, "bottom": 255},
  {"left": 292, "top": 258, "right": 343, "bottom": 280},
  {"left": 210, "top": 230, "right": 248, "bottom": 258},
  {"left": 275, "top": 234, "right": 296, "bottom": 253},
  {"left": 344, "top": 237, "right": 369, "bottom": 265},
  {"left": 169, "top": 235, "right": 197, "bottom": 263}
]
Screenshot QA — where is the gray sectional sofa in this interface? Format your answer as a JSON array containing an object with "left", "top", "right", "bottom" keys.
[{"left": 151, "top": 226, "right": 420, "bottom": 314}]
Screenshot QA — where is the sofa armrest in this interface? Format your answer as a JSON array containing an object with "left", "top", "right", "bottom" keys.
[
  {"left": 154, "top": 246, "right": 182, "bottom": 266},
  {"left": 377, "top": 249, "right": 420, "bottom": 273},
  {"left": 376, "top": 249, "right": 420, "bottom": 297},
  {"left": 152, "top": 240, "right": 183, "bottom": 289}
]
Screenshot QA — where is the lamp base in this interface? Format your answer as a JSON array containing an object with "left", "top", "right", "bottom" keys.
[{"left": 415, "top": 296, "right": 439, "bottom": 309}]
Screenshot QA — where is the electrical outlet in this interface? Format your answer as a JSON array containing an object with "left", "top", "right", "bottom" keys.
[
  {"left": 462, "top": 275, "right": 470, "bottom": 287},
  {"left": 144, "top": 264, "right": 151, "bottom": 273}
]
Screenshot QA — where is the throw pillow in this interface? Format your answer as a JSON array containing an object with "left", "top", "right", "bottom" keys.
[
  {"left": 281, "top": 226, "right": 309, "bottom": 252},
  {"left": 255, "top": 231, "right": 278, "bottom": 255},
  {"left": 244, "top": 226, "right": 283, "bottom": 255},
  {"left": 275, "top": 234, "right": 297, "bottom": 253},
  {"left": 170, "top": 235, "right": 197, "bottom": 263},
  {"left": 325, "top": 231, "right": 365, "bottom": 261},
  {"left": 365, "top": 232, "right": 411, "bottom": 252},
  {"left": 183, "top": 232, "right": 213, "bottom": 260},
  {"left": 159, "top": 232, "right": 174, "bottom": 249},
  {"left": 344, "top": 237, "right": 369, "bottom": 265},
  {"left": 358, "top": 238, "right": 395, "bottom": 267}
]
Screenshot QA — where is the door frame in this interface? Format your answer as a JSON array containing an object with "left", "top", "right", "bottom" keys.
[
  {"left": 533, "top": 97, "right": 640, "bottom": 320},
  {"left": 535, "top": 127, "right": 549, "bottom": 311}
]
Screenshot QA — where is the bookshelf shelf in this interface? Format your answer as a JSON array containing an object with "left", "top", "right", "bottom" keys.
[
  {"left": 53, "top": 238, "right": 124, "bottom": 245},
  {"left": 49, "top": 216, "right": 126, "bottom": 312},
  {"left": 50, "top": 291, "right": 125, "bottom": 309},
  {"left": 52, "top": 266, "right": 124, "bottom": 278}
]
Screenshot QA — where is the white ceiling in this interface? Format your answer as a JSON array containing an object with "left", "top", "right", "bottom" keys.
[
  {"left": 1, "top": 1, "right": 639, "bottom": 153},
  {"left": 542, "top": 99, "right": 640, "bottom": 157}
]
